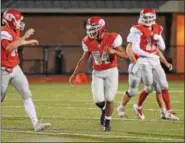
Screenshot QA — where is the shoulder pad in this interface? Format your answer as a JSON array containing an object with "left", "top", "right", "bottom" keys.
[
  {"left": 82, "top": 36, "right": 89, "bottom": 43},
  {"left": 130, "top": 26, "right": 141, "bottom": 33}
]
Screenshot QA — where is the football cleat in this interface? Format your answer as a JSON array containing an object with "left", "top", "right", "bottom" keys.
[
  {"left": 34, "top": 122, "right": 51, "bottom": 132},
  {"left": 103, "top": 126, "right": 111, "bottom": 132},
  {"left": 133, "top": 104, "right": 145, "bottom": 120},
  {"left": 103, "top": 119, "right": 111, "bottom": 132},
  {"left": 162, "top": 111, "right": 179, "bottom": 121},
  {"left": 117, "top": 105, "right": 128, "bottom": 119}
]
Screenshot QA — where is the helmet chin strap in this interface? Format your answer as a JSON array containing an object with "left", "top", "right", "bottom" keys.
[{"left": 96, "top": 33, "right": 104, "bottom": 42}]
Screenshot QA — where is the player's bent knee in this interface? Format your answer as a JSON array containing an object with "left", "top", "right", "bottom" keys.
[
  {"left": 160, "top": 82, "right": 169, "bottom": 90},
  {"left": 155, "top": 88, "right": 161, "bottom": 94},
  {"left": 128, "top": 88, "right": 138, "bottom": 97},
  {"left": 144, "top": 85, "right": 153, "bottom": 93},
  {"left": 105, "top": 95, "right": 115, "bottom": 102},
  {"left": 105, "top": 92, "right": 115, "bottom": 102},
  {"left": 105, "top": 90, "right": 117, "bottom": 102},
  {"left": 93, "top": 95, "right": 104, "bottom": 103}
]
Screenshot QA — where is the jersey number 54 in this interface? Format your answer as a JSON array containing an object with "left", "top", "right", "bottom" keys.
[{"left": 92, "top": 51, "right": 111, "bottom": 65}]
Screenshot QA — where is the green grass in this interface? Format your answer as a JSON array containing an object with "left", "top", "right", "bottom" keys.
[{"left": 1, "top": 81, "right": 184, "bottom": 142}]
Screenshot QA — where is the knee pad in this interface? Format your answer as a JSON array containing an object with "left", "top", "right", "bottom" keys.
[
  {"left": 153, "top": 83, "right": 162, "bottom": 94},
  {"left": 96, "top": 101, "right": 105, "bottom": 109},
  {"left": 144, "top": 85, "right": 153, "bottom": 93},
  {"left": 128, "top": 88, "right": 138, "bottom": 97},
  {"left": 160, "top": 82, "right": 169, "bottom": 90},
  {"left": 105, "top": 95, "right": 115, "bottom": 102}
]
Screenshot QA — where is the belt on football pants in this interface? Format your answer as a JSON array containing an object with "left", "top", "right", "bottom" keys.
[{"left": 1, "top": 67, "right": 13, "bottom": 73}]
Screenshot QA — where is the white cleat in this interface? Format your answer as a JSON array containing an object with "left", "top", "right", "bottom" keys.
[
  {"left": 117, "top": 105, "right": 128, "bottom": 119},
  {"left": 162, "top": 111, "right": 179, "bottom": 121},
  {"left": 34, "top": 122, "right": 51, "bottom": 132},
  {"left": 133, "top": 104, "right": 145, "bottom": 120}
]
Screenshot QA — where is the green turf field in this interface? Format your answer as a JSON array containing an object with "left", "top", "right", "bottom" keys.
[{"left": 1, "top": 81, "right": 184, "bottom": 142}]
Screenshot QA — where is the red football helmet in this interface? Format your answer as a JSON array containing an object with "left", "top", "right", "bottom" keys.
[
  {"left": 86, "top": 16, "right": 106, "bottom": 39},
  {"left": 138, "top": 8, "right": 156, "bottom": 27},
  {"left": 2, "top": 9, "right": 25, "bottom": 30}
]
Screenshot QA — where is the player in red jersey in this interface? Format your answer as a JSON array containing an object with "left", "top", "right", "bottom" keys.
[
  {"left": 122, "top": 8, "right": 178, "bottom": 120},
  {"left": 1, "top": 9, "right": 51, "bottom": 131},
  {"left": 69, "top": 16, "right": 127, "bottom": 131}
]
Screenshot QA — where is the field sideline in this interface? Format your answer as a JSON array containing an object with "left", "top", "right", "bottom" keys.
[{"left": 1, "top": 81, "right": 184, "bottom": 142}]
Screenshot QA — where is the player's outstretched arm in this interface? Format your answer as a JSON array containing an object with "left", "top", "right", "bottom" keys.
[
  {"left": 126, "top": 43, "right": 137, "bottom": 64},
  {"left": 5, "top": 28, "right": 39, "bottom": 52},
  {"left": 5, "top": 38, "right": 39, "bottom": 52},
  {"left": 69, "top": 51, "right": 90, "bottom": 85},
  {"left": 157, "top": 49, "right": 173, "bottom": 71}
]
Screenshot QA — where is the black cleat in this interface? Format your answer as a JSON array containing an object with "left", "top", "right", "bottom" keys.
[
  {"left": 103, "top": 126, "right": 111, "bottom": 131},
  {"left": 103, "top": 119, "right": 111, "bottom": 131},
  {"left": 100, "top": 109, "right": 105, "bottom": 126}
]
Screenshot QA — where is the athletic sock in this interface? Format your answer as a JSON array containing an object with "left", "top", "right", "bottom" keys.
[
  {"left": 24, "top": 98, "right": 38, "bottom": 127},
  {"left": 162, "top": 89, "right": 171, "bottom": 110},
  {"left": 137, "top": 90, "right": 149, "bottom": 107},
  {"left": 118, "top": 104, "right": 124, "bottom": 108},
  {"left": 105, "top": 116, "right": 111, "bottom": 127},
  {"left": 160, "top": 108, "right": 167, "bottom": 115}
]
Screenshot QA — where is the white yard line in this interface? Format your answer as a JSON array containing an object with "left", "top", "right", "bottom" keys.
[
  {"left": 5, "top": 98, "right": 184, "bottom": 104},
  {"left": 1, "top": 129, "right": 184, "bottom": 142},
  {"left": 2, "top": 115, "right": 184, "bottom": 123},
  {"left": 6, "top": 90, "right": 184, "bottom": 95},
  {"left": 2, "top": 105, "right": 184, "bottom": 112}
]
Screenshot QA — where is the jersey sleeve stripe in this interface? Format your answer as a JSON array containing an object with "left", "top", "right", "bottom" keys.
[
  {"left": 82, "top": 41, "right": 88, "bottom": 51},
  {"left": 112, "top": 34, "right": 122, "bottom": 48},
  {"left": 1, "top": 31, "right": 13, "bottom": 41}
]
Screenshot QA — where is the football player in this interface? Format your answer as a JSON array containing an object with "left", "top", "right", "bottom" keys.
[
  {"left": 1, "top": 9, "right": 51, "bottom": 131},
  {"left": 117, "top": 43, "right": 176, "bottom": 120},
  {"left": 122, "top": 8, "right": 179, "bottom": 120},
  {"left": 69, "top": 16, "right": 127, "bottom": 131}
]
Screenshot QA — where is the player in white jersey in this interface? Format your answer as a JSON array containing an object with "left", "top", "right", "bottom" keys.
[
  {"left": 117, "top": 43, "right": 176, "bottom": 120},
  {"left": 118, "top": 8, "right": 179, "bottom": 120}
]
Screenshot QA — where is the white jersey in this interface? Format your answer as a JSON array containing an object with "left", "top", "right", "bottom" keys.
[{"left": 127, "top": 26, "right": 165, "bottom": 66}]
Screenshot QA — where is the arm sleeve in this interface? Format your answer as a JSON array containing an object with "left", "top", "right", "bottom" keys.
[
  {"left": 154, "top": 26, "right": 165, "bottom": 51},
  {"left": 157, "top": 36, "right": 165, "bottom": 51},
  {"left": 1, "top": 31, "right": 13, "bottom": 41},
  {"left": 112, "top": 34, "right": 122, "bottom": 48},
  {"left": 127, "top": 32, "right": 133, "bottom": 43},
  {"left": 82, "top": 41, "right": 88, "bottom": 51}
]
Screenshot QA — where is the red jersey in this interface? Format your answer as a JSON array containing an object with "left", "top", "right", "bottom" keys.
[
  {"left": 1, "top": 26, "right": 20, "bottom": 68},
  {"left": 133, "top": 24, "right": 163, "bottom": 54},
  {"left": 82, "top": 32, "right": 122, "bottom": 71}
]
